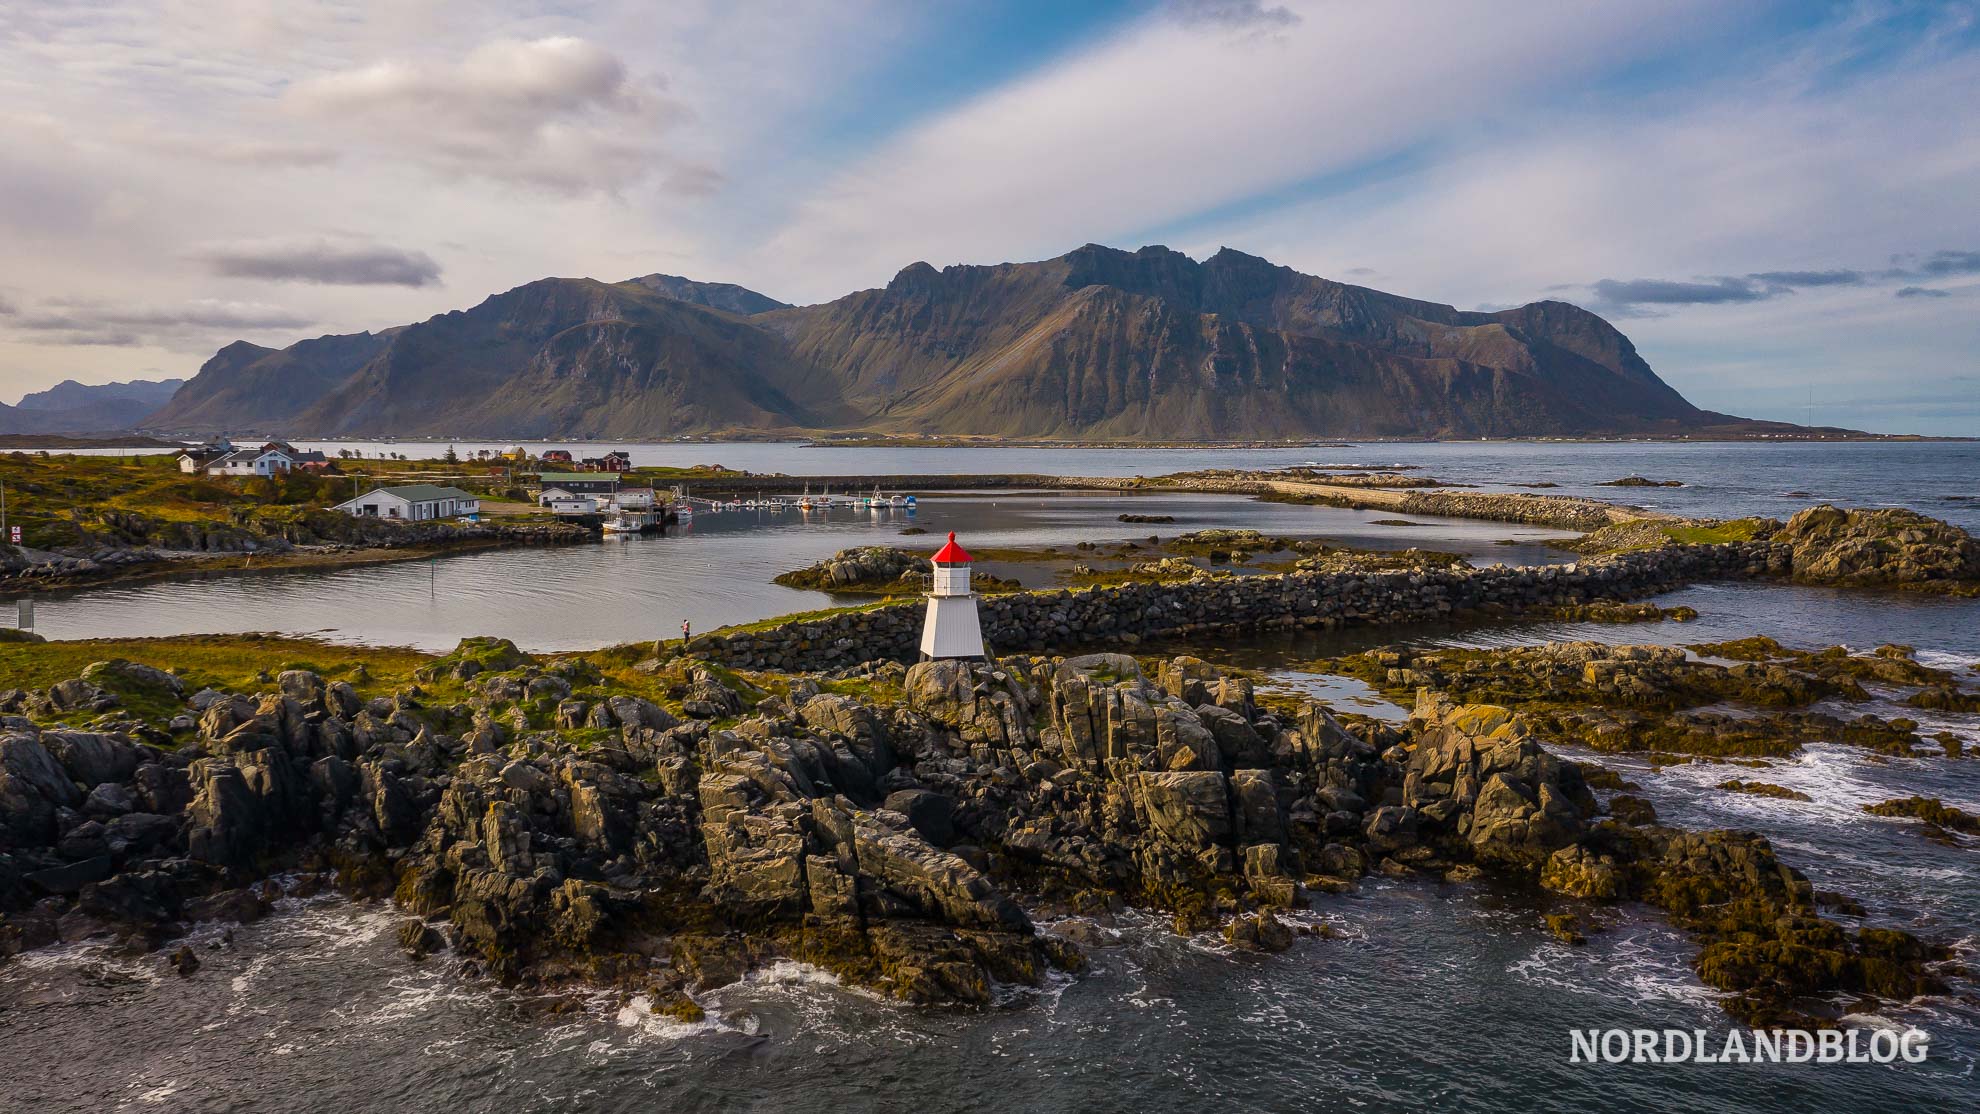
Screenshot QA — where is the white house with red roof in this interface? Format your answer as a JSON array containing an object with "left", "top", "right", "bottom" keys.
[{"left": 920, "top": 532, "right": 985, "bottom": 659}]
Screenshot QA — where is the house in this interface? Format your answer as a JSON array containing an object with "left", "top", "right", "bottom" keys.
[
  {"left": 176, "top": 438, "right": 235, "bottom": 473},
  {"left": 541, "top": 493, "right": 598, "bottom": 515},
  {"left": 536, "top": 472, "right": 619, "bottom": 496},
  {"left": 206, "top": 446, "right": 293, "bottom": 477},
  {"left": 291, "top": 450, "right": 332, "bottom": 472},
  {"left": 601, "top": 450, "right": 632, "bottom": 472},
  {"left": 334, "top": 484, "right": 480, "bottom": 521},
  {"left": 611, "top": 487, "right": 656, "bottom": 510},
  {"left": 541, "top": 449, "right": 574, "bottom": 465}
]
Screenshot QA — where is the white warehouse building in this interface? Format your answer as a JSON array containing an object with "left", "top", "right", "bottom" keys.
[{"left": 333, "top": 484, "right": 480, "bottom": 522}]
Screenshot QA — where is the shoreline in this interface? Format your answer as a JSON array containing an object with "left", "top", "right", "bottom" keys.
[
  {"left": 1, "top": 523, "right": 591, "bottom": 598},
  {"left": 0, "top": 537, "right": 530, "bottom": 596},
  {"left": 801, "top": 433, "right": 1974, "bottom": 447}
]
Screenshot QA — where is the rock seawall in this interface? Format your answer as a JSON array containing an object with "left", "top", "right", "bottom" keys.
[{"left": 700, "top": 542, "right": 1782, "bottom": 671}]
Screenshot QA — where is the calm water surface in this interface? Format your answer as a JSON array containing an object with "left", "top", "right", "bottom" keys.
[
  {"left": 273, "top": 438, "right": 1980, "bottom": 529},
  {"left": 8, "top": 491, "right": 1573, "bottom": 651}
]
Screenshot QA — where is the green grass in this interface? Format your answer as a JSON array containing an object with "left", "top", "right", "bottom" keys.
[
  {"left": 0, "top": 634, "right": 437, "bottom": 700},
  {"left": 708, "top": 598, "right": 909, "bottom": 636},
  {"left": 1661, "top": 518, "right": 1767, "bottom": 545}
]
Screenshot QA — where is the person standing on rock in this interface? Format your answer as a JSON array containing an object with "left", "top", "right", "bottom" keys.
[{"left": 682, "top": 619, "right": 692, "bottom": 648}]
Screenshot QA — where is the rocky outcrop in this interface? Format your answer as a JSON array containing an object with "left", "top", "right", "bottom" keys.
[
  {"left": 1323, "top": 638, "right": 1962, "bottom": 759},
  {"left": 774, "top": 547, "right": 928, "bottom": 592},
  {"left": 1770, "top": 504, "right": 1980, "bottom": 587},
  {"left": 1401, "top": 695, "right": 1593, "bottom": 872},
  {"left": 0, "top": 639, "right": 1947, "bottom": 1025}
]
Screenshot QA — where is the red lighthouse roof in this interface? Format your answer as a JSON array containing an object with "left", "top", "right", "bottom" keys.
[{"left": 931, "top": 532, "right": 973, "bottom": 564}]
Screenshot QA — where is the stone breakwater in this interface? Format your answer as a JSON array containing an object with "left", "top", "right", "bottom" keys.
[
  {"left": 1389, "top": 490, "right": 1631, "bottom": 531},
  {"left": 698, "top": 542, "right": 1782, "bottom": 672}
]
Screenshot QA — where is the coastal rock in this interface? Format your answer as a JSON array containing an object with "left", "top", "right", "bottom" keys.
[
  {"left": 0, "top": 623, "right": 1953, "bottom": 1026},
  {"left": 43, "top": 730, "right": 142, "bottom": 788},
  {"left": 0, "top": 730, "right": 82, "bottom": 842},
  {"left": 774, "top": 546, "right": 928, "bottom": 592},
  {"left": 1401, "top": 695, "right": 1591, "bottom": 871},
  {"left": 1539, "top": 845, "right": 1621, "bottom": 900},
  {"left": 1773, "top": 504, "right": 1980, "bottom": 586}
]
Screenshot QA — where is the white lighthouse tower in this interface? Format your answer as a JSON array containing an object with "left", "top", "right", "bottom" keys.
[{"left": 919, "top": 532, "right": 986, "bottom": 660}]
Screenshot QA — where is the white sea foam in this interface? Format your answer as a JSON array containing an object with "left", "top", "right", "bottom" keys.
[
  {"left": 1508, "top": 924, "right": 1722, "bottom": 1011},
  {"left": 129, "top": 1080, "right": 182, "bottom": 1106},
  {"left": 612, "top": 992, "right": 729, "bottom": 1041}
]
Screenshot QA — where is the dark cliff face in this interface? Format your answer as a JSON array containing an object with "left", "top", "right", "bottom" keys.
[{"left": 152, "top": 245, "right": 1716, "bottom": 438}]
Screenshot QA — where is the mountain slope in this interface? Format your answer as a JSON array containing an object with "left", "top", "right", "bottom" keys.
[
  {"left": 763, "top": 244, "right": 1708, "bottom": 438},
  {"left": 153, "top": 244, "right": 1743, "bottom": 439},
  {"left": 627, "top": 274, "right": 789, "bottom": 316},
  {"left": 0, "top": 377, "right": 185, "bottom": 434},
  {"left": 146, "top": 333, "right": 393, "bottom": 433},
  {"left": 289, "top": 278, "right": 845, "bottom": 437},
  {"left": 17, "top": 377, "right": 184, "bottom": 413}
]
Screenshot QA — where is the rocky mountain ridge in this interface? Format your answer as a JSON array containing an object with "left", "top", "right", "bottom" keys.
[
  {"left": 0, "top": 378, "right": 185, "bottom": 436},
  {"left": 143, "top": 244, "right": 1782, "bottom": 439}
]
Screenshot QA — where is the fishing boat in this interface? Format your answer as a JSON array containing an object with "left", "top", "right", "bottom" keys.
[{"left": 601, "top": 515, "right": 642, "bottom": 535}]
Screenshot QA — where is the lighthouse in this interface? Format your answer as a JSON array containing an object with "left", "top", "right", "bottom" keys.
[{"left": 919, "top": 532, "right": 986, "bottom": 660}]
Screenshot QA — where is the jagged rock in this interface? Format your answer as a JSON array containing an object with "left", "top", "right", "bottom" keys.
[
  {"left": 83, "top": 782, "right": 136, "bottom": 817},
  {"left": 277, "top": 670, "right": 327, "bottom": 712},
  {"left": 774, "top": 546, "right": 927, "bottom": 591},
  {"left": 1223, "top": 910, "right": 1295, "bottom": 952},
  {"left": 0, "top": 730, "right": 82, "bottom": 843},
  {"left": 44, "top": 730, "right": 141, "bottom": 787},
  {"left": 1363, "top": 805, "right": 1419, "bottom": 855},
  {"left": 47, "top": 678, "right": 111, "bottom": 712},
  {"left": 1774, "top": 504, "right": 1980, "bottom": 586},
  {"left": 1540, "top": 844, "right": 1621, "bottom": 900},
  {"left": 883, "top": 788, "right": 956, "bottom": 846},
  {"left": 1133, "top": 771, "right": 1232, "bottom": 851},
  {"left": 1403, "top": 695, "right": 1591, "bottom": 871},
  {"left": 397, "top": 917, "right": 444, "bottom": 959}
]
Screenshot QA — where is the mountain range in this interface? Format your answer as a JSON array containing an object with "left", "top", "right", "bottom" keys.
[
  {"left": 0, "top": 377, "right": 184, "bottom": 436},
  {"left": 140, "top": 244, "right": 1782, "bottom": 439}
]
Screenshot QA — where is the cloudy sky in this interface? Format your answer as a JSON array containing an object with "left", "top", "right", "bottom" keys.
[{"left": 2, "top": 0, "right": 1976, "bottom": 432}]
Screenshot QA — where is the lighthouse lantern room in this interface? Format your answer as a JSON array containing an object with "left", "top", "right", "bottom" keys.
[{"left": 920, "top": 532, "right": 986, "bottom": 660}]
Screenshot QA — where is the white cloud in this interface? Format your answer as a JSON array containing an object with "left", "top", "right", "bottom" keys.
[
  {"left": 756, "top": 0, "right": 1720, "bottom": 299},
  {"left": 283, "top": 36, "right": 703, "bottom": 195},
  {"left": 1180, "top": 10, "right": 1980, "bottom": 431}
]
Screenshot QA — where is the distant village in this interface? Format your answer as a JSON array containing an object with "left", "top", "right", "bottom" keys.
[{"left": 170, "top": 439, "right": 655, "bottom": 525}]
